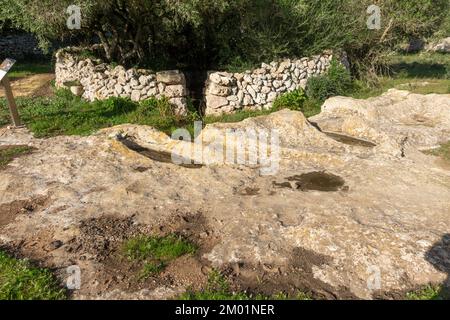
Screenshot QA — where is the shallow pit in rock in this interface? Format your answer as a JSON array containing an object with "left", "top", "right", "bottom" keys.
[
  {"left": 119, "top": 138, "right": 202, "bottom": 169},
  {"left": 240, "top": 187, "right": 261, "bottom": 196},
  {"left": 287, "top": 171, "right": 346, "bottom": 192},
  {"left": 272, "top": 181, "right": 293, "bottom": 189},
  {"left": 324, "top": 132, "right": 376, "bottom": 148}
]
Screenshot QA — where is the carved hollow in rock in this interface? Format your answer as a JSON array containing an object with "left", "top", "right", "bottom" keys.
[
  {"left": 287, "top": 171, "right": 346, "bottom": 192},
  {"left": 324, "top": 132, "right": 376, "bottom": 148},
  {"left": 272, "top": 181, "right": 293, "bottom": 189},
  {"left": 119, "top": 138, "right": 202, "bottom": 169}
]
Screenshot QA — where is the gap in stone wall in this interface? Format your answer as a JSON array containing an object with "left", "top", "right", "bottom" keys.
[{"left": 184, "top": 70, "right": 209, "bottom": 114}]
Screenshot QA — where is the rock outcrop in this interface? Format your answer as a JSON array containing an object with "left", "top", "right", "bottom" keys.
[
  {"left": 426, "top": 37, "right": 450, "bottom": 53},
  {"left": 0, "top": 90, "right": 449, "bottom": 299}
]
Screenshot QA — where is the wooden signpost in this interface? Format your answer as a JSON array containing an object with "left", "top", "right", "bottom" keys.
[{"left": 0, "top": 58, "right": 22, "bottom": 127}]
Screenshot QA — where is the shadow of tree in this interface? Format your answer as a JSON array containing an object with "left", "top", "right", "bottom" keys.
[
  {"left": 390, "top": 62, "right": 448, "bottom": 79},
  {"left": 425, "top": 234, "right": 450, "bottom": 299}
]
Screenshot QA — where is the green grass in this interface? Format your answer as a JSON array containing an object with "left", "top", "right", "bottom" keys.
[
  {"left": 7, "top": 61, "right": 53, "bottom": 81},
  {"left": 0, "top": 87, "right": 319, "bottom": 138},
  {"left": 424, "top": 141, "right": 450, "bottom": 163},
  {"left": 123, "top": 234, "right": 196, "bottom": 279},
  {"left": 0, "top": 89, "right": 198, "bottom": 137},
  {"left": 1, "top": 53, "right": 448, "bottom": 139},
  {"left": 140, "top": 261, "right": 166, "bottom": 278},
  {"left": 406, "top": 285, "right": 449, "bottom": 300},
  {"left": 0, "top": 250, "right": 66, "bottom": 300},
  {"left": 180, "top": 270, "right": 312, "bottom": 300},
  {"left": 0, "top": 145, "right": 34, "bottom": 169},
  {"left": 389, "top": 52, "right": 450, "bottom": 79},
  {"left": 352, "top": 53, "right": 450, "bottom": 99}
]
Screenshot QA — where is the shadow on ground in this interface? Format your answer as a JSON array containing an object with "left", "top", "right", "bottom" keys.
[
  {"left": 390, "top": 62, "right": 448, "bottom": 79},
  {"left": 425, "top": 234, "right": 450, "bottom": 299}
]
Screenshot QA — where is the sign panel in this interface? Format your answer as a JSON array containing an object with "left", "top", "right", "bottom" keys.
[{"left": 0, "top": 58, "right": 16, "bottom": 81}]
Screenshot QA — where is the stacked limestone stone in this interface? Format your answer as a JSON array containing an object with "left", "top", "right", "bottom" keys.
[
  {"left": 55, "top": 47, "right": 188, "bottom": 115},
  {"left": 204, "top": 54, "right": 332, "bottom": 115}
]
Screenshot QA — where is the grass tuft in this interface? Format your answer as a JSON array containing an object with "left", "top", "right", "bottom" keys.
[
  {"left": 0, "top": 250, "right": 66, "bottom": 300},
  {"left": 0, "top": 145, "right": 34, "bottom": 169},
  {"left": 123, "top": 234, "right": 196, "bottom": 279},
  {"left": 406, "top": 285, "right": 449, "bottom": 300},
  {"left": 424, "top": 141, "right": 450, "bottom": 163}
]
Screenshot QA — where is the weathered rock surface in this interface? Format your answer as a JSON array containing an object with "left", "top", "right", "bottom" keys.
[
  {"left": 426, "top": 37, "right": 450, "bottom": 53},
  {"left": 309, "top": 89, "right": 450, "bottom": 152},
  {"left": 0, "top": 90, "right": 449, "bottom": 299}
]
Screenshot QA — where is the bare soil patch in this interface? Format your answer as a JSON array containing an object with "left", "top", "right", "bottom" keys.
[
  {"left": 0, "top": 74, "right": 55, "bottom": 98},
  {"left": 0, "top": 196, "right": 49, "bottom": 229},
  {"left": 222, "top": 247, "right": 358, "bottom": 300},
  {"left": 63, "top": 212, "right": 216, "bottom": 295}
]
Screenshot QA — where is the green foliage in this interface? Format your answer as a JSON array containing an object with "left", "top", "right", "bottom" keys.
[
  {"left": 123, "top": 234, "right": 196, "bottom": 279},
  {"left": 140, "top": 262, "right": 166, "bottom": 279},
  {"left": 272, "top": 89, "right": 322, "bottom": 118},
  {"left": 203, "top": 109, "right": 273, "bottom": 126},
  {"left": 273, "top": 89, "right": 307, "bottom": 111},
  {"left": 0, "top": 250, "right": 66, "bottom": 300},
  {"left": 406, "top": 285, "right": 449, "bottom": 300},
  {"left": 388, "top": 53, "right": 450, "bottom": 79},
  {"left": 2, "top": 0, "right": 448, "bottom": 74},
  {"left": 306, "top": 60, "right": 353, "bottom": 101},
  {"left": 424, "top": 141, "right": 450, "bottom": 163},
  {"left": 351, "top": 53, "right": 450, "bottom": 98},
  {"left": 0, "top": 145, "right": 33, "bottom": 169},
  {"left": 7, "top": 62, "right": 53, "bottom": 81},
  {"left": 0, "top": 89, "right": 198, "bottom": 137},
  {"left": 123, "top": 235, "right": 196, "bottom": 261}
]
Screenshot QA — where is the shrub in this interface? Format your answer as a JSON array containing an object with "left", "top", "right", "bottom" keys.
[
  {"left": 3, "top": 0, "right": 448, "bottom": 75},
  {"left": 273, "top": 89, "right": 307, "bottom": 111},
  {"left": 306, "top": 60, "right": 353, "bottom": 102}
]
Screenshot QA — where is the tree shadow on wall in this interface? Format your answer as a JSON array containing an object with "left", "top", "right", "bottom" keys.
[{"left": 425, "top": 233, "right": 450, "bottom": 299}]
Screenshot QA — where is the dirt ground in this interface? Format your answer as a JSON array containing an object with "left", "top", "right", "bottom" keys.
[{"left": 0, "top": 73, "right": 55, "bottom": 98}]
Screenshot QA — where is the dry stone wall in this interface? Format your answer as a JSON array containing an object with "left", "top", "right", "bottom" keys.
[
  {"left": 204, "top": 53, "right": 333, "bottom": 115},
  {"left": 55, "top": 47, "right": 188, "bottom": 115}
]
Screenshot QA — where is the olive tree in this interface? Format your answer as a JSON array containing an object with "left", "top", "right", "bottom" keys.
[{"left": 1, "top": 0, "right": 448, "bottom": 74}]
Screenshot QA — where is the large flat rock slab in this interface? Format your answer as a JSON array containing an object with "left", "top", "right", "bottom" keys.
[{"left": 0, "top": 90, "right": 449, "bottom": 299}]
